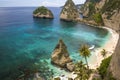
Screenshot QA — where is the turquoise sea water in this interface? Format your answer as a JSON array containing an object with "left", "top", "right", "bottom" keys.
[{"left": 0, "top": 7, "right": 110, "bottom": 79}]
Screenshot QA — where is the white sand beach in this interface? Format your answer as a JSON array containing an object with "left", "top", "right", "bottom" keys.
[
  {"left": 41, "top": 27, "right": 119, "bottom": 79},
  {"left": 53, "top": 27, "right": 119, "bottom": 79},
  {"left": 89, "top": 27, "right": 119, "bottom": 69}
]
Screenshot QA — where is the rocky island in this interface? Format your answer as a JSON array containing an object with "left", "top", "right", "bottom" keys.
[
  {"left": 32, "top": 0, "right": 120, "bottom": 80},
  {"left": 60, "top": 0, "right": 80, "bottom": 21},
  {"left": 51, "top": 39, "right": 74, "bottom": 71},
  {"left": 33, "top": 6, "right": 54, "bottom": 19},
  {"left": 0, "top": 0, "right": 119, "bottom": 80}
]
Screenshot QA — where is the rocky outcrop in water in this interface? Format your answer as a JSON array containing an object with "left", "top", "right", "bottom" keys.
[
  {"left": 33, "top": 6, "right": 54, "bottom": 19},
  {"left": 81, "top": 0, "right": 120, "bottom": 31},
  {"left": 51, "top": 39, "right": 72, "bottom": 68},
  {"left": 60, "top": 0, "right": 80, "bottom": 21},
  {"left": 66, "top": 62, "right": 75, "bottom": 72}
]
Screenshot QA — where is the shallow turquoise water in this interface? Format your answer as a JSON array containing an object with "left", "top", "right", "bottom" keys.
[{"left": 0, "top": 7, "right": 110, "bottom": 79}]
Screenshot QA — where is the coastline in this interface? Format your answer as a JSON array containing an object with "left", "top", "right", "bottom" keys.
[
  {"left": 52, "top": 26, "right": 119, "bottom": 79},
  {"left": 88, "top": 27, "right": 119, "bottom": 69}
]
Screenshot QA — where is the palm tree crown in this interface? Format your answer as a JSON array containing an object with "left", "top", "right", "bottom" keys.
[
  {"left": 79, "top": 44, "right": 91, "bottom": 68},
  {"left": 101, "top": 49, "right": 107, "bottom": 58},
  {"left": 74, "top": 61, "right": 89, "bottom": 80}
]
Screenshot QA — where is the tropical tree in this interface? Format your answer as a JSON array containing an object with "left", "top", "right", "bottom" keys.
[
  {"left": 79, "top": 44, "right": 91, "bottom": 68},
  {"left": 101, "top": 49, "right": 107, "bottom": 58},
  {"left": 74, "top": 61, "right": 90, "bottom": 80}
]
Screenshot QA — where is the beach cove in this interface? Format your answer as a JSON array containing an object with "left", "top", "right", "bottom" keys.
[
  {"left": 0, "top": 7, "right": 118, "bottom": 80},
  {"left": 39, "top": 26, "right": 119, "bottom": 79}
]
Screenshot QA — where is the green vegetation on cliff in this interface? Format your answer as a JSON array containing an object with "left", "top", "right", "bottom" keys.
[
  {"left": 33, "top": 6, "right": 54, "bottom": 18},
  {"left": 82, "top": 0, "right": 120, "bottom": 26},
  {"left": 88, "top": 2, "right": 95, "bottom": 17},
  {"left": 85, "top": 1, "right": 103, "bottom": 26},
  {"left": 102, "top": 0, "right": 120, "bottom": 13},
  {"left": 98, "top": 56, "right": 111, "bottom": 78},
  {"left": 93, "top": 13, "right": 103, "bottom": 25},
  {"left": 98, "top": 56, "right": 116, "bottom": 80},
  {"left": 101, "top": 0, "right": 120, "bottom": 20},
  {"left": 33, "top": 6, "right": 49, "bottom": 15}
]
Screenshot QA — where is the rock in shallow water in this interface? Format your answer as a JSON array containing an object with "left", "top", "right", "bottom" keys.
[
  {"left": 66, "top": 62, "right": 75, "bottom": 72},
  {"left": 51, "top": 39, "right": 72, "bottom": 68}
]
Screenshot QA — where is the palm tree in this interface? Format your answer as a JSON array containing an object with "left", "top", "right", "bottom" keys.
[
  {"left": 101, "top": 49, "right": 107, "bottom": 58},
  {"left": 74, "top": 61, "right": 89, "bottom": 80},
  {"left": 79, "top": 44, "right": 91, "bottom": 68}
]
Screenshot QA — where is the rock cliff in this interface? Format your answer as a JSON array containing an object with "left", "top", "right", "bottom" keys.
[
  {"left": 109, "top": 34, "right": 120, "bottom": 80},
  {"left": 51, "top": 39, "right": 72, "bottom": 68},
  {"left": 81, "top": 0, "right": 120, "bottom": 31},
  {"left": 81, "top": 0, "right": 120, "bottom": 79},
  {"left": 33, "top": 6, "right": 54, "bottom": 19},
  {"left": 60, "top": 0, "right": 80, "bottom": 21},
  {"left": 101, "top": 0, "right": 120, "bottom": 31}
]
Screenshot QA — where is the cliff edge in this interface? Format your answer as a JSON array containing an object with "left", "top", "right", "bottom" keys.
[
  {"left": 109, "top": 34, "right": 120, "bottom": 80},
  {"left": 81, "top": 0, "right": 120, "bottom": 31}
]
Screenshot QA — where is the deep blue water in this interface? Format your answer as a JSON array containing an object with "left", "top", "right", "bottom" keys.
[{"left": 0, "top": 7, "right": 110, "bottom": 79}]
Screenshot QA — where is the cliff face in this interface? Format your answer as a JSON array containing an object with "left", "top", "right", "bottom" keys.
[
  {"left": 33, "top": 6, "right": 54, "bottom": 19},
  {"left": 60, "top": 0, "right": 80, "bottom": 21},
  {"left": 82, "top": 0, "right": 120, "bottom": 79},
  {"left": 82, "top": 0, "right": 120, "bottom": 31},
  {"left": 101, "top": 0, "right": 120, "bottom": 31},
  {"left": 109, "top": 34, "right": 120, "bottom": 80}
]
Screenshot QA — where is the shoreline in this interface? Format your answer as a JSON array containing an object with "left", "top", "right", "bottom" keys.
[
  {"left": 39, "top": 24, "right": 119, "bottom": 79},
  {"left": 88, "top": 27, "right": 119, "bottom": 69},
  {"left": 52, "top": 26, "right": 119, "bottom": 79}
]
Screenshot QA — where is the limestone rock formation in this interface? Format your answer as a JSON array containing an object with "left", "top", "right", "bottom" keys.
[
  {"left": 66, "top": 62, "right": 75, "bottom": 72},
  {"left": 51, "top": 39, "right": 72, "bottom": 68},
  {"left": 81, "top": 0, "right": 120, "bottom": 31},
  {"left": 33, "top": 6, "right": 54, "bottom": 19},
  {"left": 60, "top": 0, "right": 80, "bottom": 21},
  {"left": 80, "top": 0, "right": 120, "bottom": 79},
  {"left": 101, "top": 0, "right": 120, "bottom": 31},
  {"left": 109, "top": 34, "right": 120, "bottom": 80}
]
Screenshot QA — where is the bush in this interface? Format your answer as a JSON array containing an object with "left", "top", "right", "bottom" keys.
[
  {"left": 98, "top": 56, "right": 114, "bottom": 79},
  {"left": 88, "top": 2, "right": 95, "bottom": 16},
  {"left": 74, "top": 61, "right": 92, "bottom": 80},
  {"left": 102, "top": 0, "right": 120, "bottom": 13},
  {"left": 33, "top": 6, "right": 48, "bottom": 15},
  {"left": 93, "top": 13, "right": 103, "bottom": 25}
]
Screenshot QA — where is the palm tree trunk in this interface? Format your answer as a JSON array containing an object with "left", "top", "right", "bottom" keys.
[{"left": 85, "top": 56, "right": 89, "bottom": 69}]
